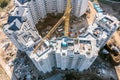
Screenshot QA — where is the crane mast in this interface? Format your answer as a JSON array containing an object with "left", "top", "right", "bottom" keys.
[
  {"left": 64, "top": 0, "right": 71, "bottom": 36},
  {"left": 33, "top": 16, "right": 65, "bottom": 53},
  {"left": 33, "top": 0, "right": 72, "bottom": 53}
]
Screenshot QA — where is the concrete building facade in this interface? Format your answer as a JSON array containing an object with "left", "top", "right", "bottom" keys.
[
  {"left": 15, "top": 0, "right": 89, "bottom": 21},
  {"left": 3, "top": 0, "right": 119, "bottom": 74}
]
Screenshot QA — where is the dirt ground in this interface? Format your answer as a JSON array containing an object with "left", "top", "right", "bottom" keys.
[
  {"left": 36, "top": 13, "right": 63, "bottom": 36},
  {"left": 36, "top": 13, "right": 87, "bottom": 38},
  {"left": 98, "top": 0, "right": 120, "bottom": 20},
  {"left": 108, "top": 31, "right": 120, "bottom": 49},
  {"left": 98, "top": 0, "right": 120, "bottom": 49},
  {"left": 115, "top": 66, "right": 120, "bottom": 80},
  {"left": 86, "top": 1, "right": 97, "bottom": 25},
  {"left": 0, "top": 0, "right": 15, "bottom": 26},
  {"left": 96, "top": 0, "right": 120, "bottom": 50},
  {"left": 0, "top": 28, "right": 17, "bottom": 80},
  {"left": 0, "top": 65, "right": 10, "bottom": 80},
  {"left": 98, "top": 1, "right": 120, "bottom": 79}
]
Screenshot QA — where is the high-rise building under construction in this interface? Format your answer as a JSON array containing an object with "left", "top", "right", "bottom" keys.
[{"left": 3, "top": 0, "right": 119, "bottom": 74}]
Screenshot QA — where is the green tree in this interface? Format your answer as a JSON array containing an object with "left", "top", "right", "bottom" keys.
[{"left": 0, "top": 0, "right": 10, "bottom": 8}]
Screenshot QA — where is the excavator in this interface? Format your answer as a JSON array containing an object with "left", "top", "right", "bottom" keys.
[
  {"left": 106, "top": 43, "right": 120, "bottom": 65},
  {"left": 33, "top": 0, "right": 72, "bottom": 53}
]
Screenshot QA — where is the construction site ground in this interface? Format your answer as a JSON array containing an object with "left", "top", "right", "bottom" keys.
[
  {"left": 115, "top": 65, "right": 120, "bottom": 80},
  {"left": 36, "top": 13, "right": 63, "bottom": 37},
  {"left": 0, "top": 64, "right": 10, "bottom": 80},
  {"left": 97, "top": 0, "right": 120, "bottom": 79},
  {"left": 0, "top": 0, "right": 17, "bottom": 80},
  {"left": 0, "top": 0, "right": 120, "bottom": 80},
  {"left": 98, "top": 0, "right": 120, "bottom": 20},
  {"left": 0, "top": 1, "right": 92, "bottom": 80},
  {"left": 107, "top": 31, "right": 120, "bottom": 49},
  {"left": 0, "top": 0, "right": 15, "bottom": 26},
  {"left": 45, "top": 56, "right": 118, "bottom": 80},
  {"left": 0, "top": 28, "right": 17, "bottom": 80},
  {"left": 86, "top": 1, "right": 97, "bottom": 25},
  {"left": 36, "top": 13, "right": 88, "bottom": 39},
  {"left": 0, "top": 27, "right": 41, "bottom": 80}
]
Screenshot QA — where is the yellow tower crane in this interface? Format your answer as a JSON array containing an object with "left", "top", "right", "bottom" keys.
[
  {"left": 33, "top": 0, "right": 72, "bottom": 53},
  {"left": 64, "top": 0, "right": 71, "bottom": 36}
]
